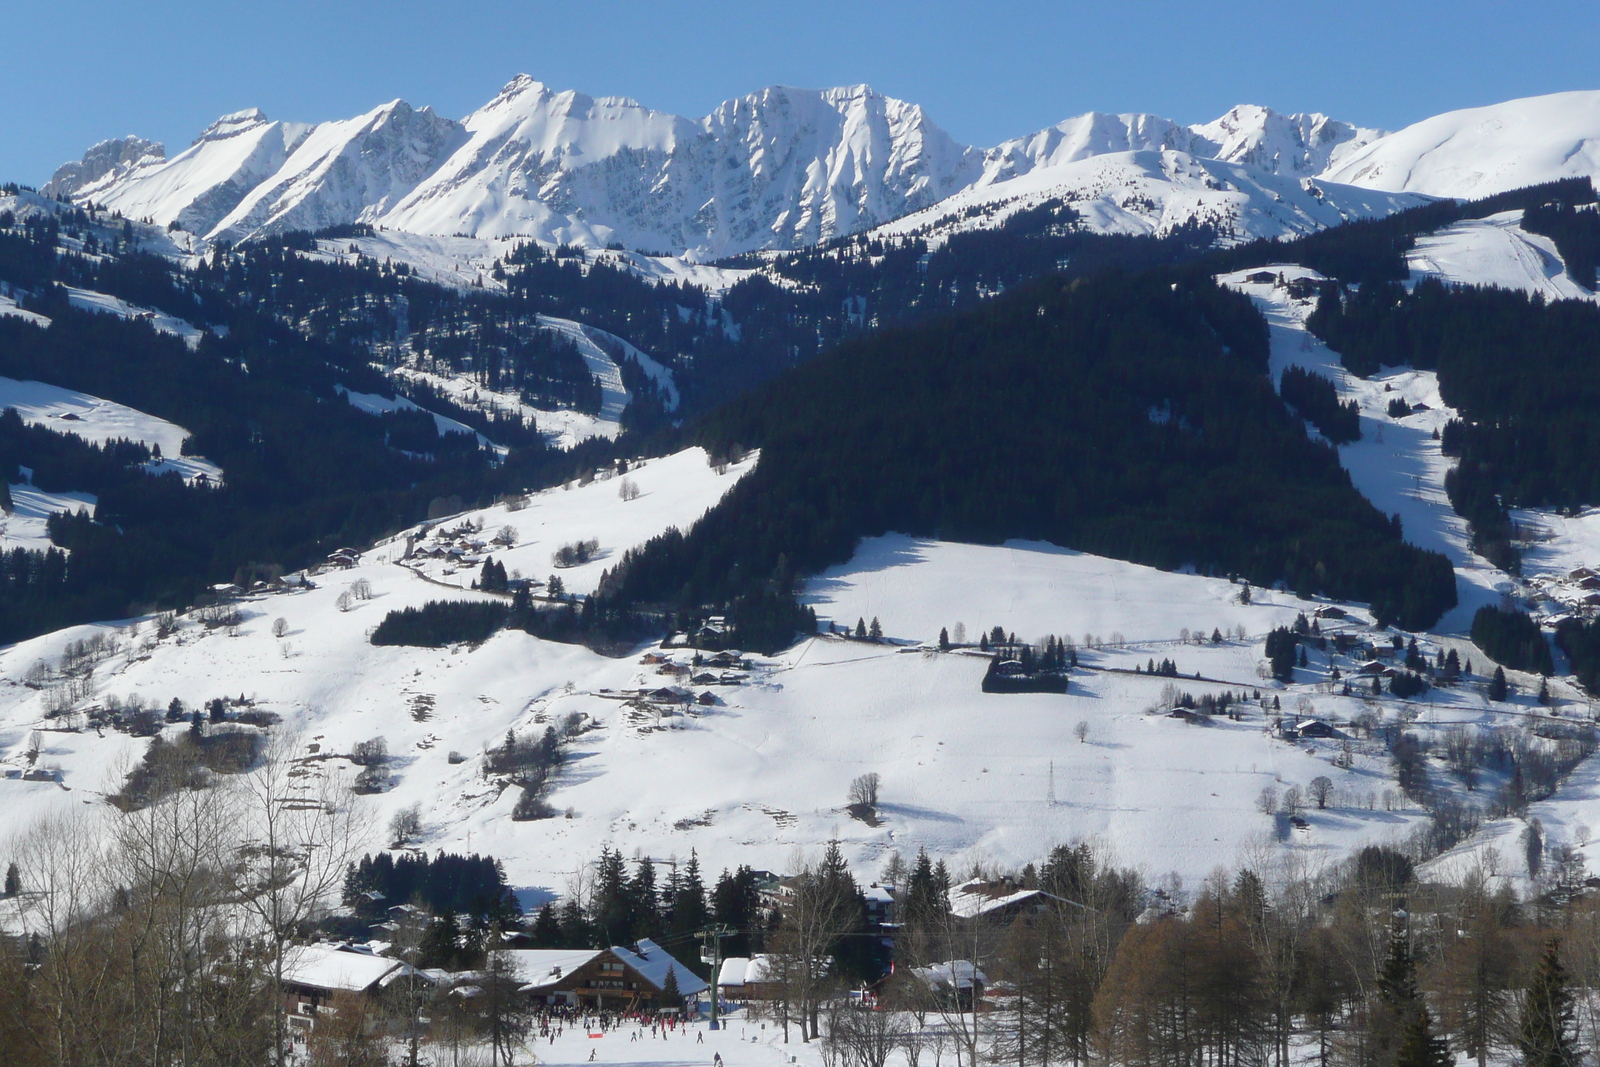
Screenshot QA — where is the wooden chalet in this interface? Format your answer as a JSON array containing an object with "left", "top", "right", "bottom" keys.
[
  {"left": 279, "top": 943, "right": 409, "bottom": 1042},
  {"left": 497, "top": 939, "right": 706, "bottom": 1012}
]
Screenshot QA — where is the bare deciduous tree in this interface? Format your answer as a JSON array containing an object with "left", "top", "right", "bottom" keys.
[
  {"left": 271, "top": 617, "right": 288, "bottom": 639},
  {"left": 849, "top": 772, "right": 881, "bottom": 809}
]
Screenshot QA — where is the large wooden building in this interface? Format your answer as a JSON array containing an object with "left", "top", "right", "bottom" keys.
[{"left": 497, "top": 938, "right": 707, "bottom": 1011}]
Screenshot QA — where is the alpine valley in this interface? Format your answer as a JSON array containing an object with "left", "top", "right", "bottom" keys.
[{"left": 7, "top": 72, "right": 1600, "bottom": 1063}]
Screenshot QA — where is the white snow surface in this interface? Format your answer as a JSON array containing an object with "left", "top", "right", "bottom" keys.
[
  {"left": 0, "top": 485, "right": 95, "bottom": 554},
  {"left": 333, "top": 383, "right": 498, "bottom": 452},
  {"left": 875, "top": 150, "right": 1426, "bottom": 246},
  {"left": 0, "top": 376, "right": 222, "bottom": 485},
  {"left": 1406, "top": 210, "right": 1598, "bottom": 301},
  {"left": 0, "top": 439, "right": 1440, "bottom": 904},
  {"left": 0, "top": 291, "right": 51, "bottom": 328},
  {"left": 1217, "top": 267, "right": 1508, "bottom": 631},
  {"left": 1324, "top": 90, "right": 1600, "bottom": 199}
]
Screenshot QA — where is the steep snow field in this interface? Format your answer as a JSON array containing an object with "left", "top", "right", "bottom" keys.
[
  {"left": 0, "top": 375, "right": 223, "bottom": 484},
  {"left": 1217, "top": 268, "right": 1509, "bottom": 632},
  {"left": 1407, "top": 210, "right": 1598, "bottom": 301}
]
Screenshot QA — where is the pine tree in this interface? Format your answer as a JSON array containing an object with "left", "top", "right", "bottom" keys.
[
  {"left": 660, "top": 965, "right": 682, "bottom": 1012},
  {"left": 1489, "top": 666, "right": 1509, "bottom": 702},
  {"left": 1379, "top": 921, "right": 1420, "bottom": 1008},
  {"left": 855, "top": 617, "right": 867, "bottom": 639},
  {"left": 939, "top": 627, "right": 950, "bottom": 651},
  {"left": 869, "top": 617, "right": 883, "bottom": 641},
  {"left": 3, "top": 861, "right": 18, "bottom": 897},
  {"left": 1519, "top": 938, "right": 1578, "bottom": 1067},
  {"left": 1396, "top": 1006, "right": 1452, "bottom": 1067}
]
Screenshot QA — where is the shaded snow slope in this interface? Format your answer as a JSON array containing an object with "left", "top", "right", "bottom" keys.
[
  {"left": 208, "top": 100, "right": 466, "bottom": 242},
  {"left": 69, "top": 110, "right": 315, "bottom": 237},
  {"left": 62, "top": 286, "right": 206, "bottom": 348},
  {"left": 1324, "top": 90, "right": 1600, "bottom": 199},
  {"left": 0, "top": 485, "right": 95, "bottom": 554}
]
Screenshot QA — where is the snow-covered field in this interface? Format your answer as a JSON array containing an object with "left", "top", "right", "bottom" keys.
[
  {"left": 0, "top": 375, "right": 223, "bottom": 485},
  {"left": 0, "top": 440, "right": 1459, "bottom": 902},
  {"left": 1407, "top": 210, "right": 1598, "bottom": 302},
  {"left": 0, "top": 484, "right": 95, "bottom": 553}
]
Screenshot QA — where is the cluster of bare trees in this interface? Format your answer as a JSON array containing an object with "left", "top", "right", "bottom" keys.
[
  {"left": 806, "top": 840, "right": 1600, "bottom": 1067},
  {"left": 0, "top": 733, "right": 369, "bottom": 1067}
]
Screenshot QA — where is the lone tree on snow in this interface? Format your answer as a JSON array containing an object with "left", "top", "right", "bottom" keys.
[
  {"left": 849, "top": 772, "right": 881, "bottom": 810},
  {"left": 271, "top": 617, "right": 288, "bottom": 639},
  {"left": 1074, "top": 720, "right": 1090, "bottom": 744}
]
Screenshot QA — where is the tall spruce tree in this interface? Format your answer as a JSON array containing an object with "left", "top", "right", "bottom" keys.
[
  {"left": 1379, "top": 920, "right": 1420, "bottom": 1008},
  {"left": 1519, "top": 938, "right": 1578, "bottom": 1067}
]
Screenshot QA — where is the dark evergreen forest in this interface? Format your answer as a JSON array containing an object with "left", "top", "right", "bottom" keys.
[{"left": 595, "top": 269, "right": 1457, "bottom": 646}]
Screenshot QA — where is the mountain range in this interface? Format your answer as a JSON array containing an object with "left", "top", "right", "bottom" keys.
[{"left": 50, "top": 75, "right": 1568, "bottom": 260}]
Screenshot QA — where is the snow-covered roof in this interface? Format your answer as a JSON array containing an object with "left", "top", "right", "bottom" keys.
[
  {"left": 913, "top": 960, "right": 986, "bottom": 990},
  {"left": 281, "top": 943, "right": 405, "bottom": 993},
  {"left": 499, "top": 948, "right": 604, "bottom": 991},
  {"left": 497, "top": 941, "right": 706, "bottom": 997},
  {"left": 948, "top": 882, "right": 1077, "bottom": 919},
  {"left": 614, "top": 938, "right": 708, "bottom": 997},
  {"left": 717, "top": 954, "right": 779, "bottom": 987}
]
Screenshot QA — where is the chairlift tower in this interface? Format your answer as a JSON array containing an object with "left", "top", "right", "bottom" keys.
[
  {"left": 697, "top": 923, "right": 736, "bottom": 1030},
  {"left": 1047, "top": 760, "right": 1057, "bottom": 807}
]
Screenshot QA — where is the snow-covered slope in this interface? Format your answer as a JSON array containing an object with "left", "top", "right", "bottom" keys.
[
  {"left": 976, "top": 105, "right": 1381, "bottom": 189},
  {"left": 875, "top": 149, "right": 1427, "bottom": 245},
  {"left": 207, "top": 101, "right": 465, "bottom": 242},
  {"left": 67, "top": 110, "right": 315, "bottom": 237},
  {"left": 379, "top": 78, "right": 982, "bottom": 259},
  {"left": 1406, "top": 209, "right": 1597, "bottom": 300},
  {"left": 0, "top": 376, "right": 222, "bottom": 485},
  {"left": 1324, "top": 90, "right": 1600, "bottom": 199}
]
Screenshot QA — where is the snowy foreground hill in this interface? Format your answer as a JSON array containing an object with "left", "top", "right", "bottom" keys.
[
  {"left": 55, "top": 79, "right": 1600, "bottom": 260},
  {"left": 2, "top": 427, "right": 1590, "bottom": 903}
]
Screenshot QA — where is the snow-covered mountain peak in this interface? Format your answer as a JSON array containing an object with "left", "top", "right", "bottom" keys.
[
  {"left": 42, "top": 136, "right": 165, "bottom": 198},
  {"left": 1190, "top": 104, "right": 1383, "bottom": 176},
  {"left": 195, "top": 108, "right": 274, "bottom": 141}
]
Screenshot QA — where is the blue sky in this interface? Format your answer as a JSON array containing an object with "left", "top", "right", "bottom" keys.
[{"left": 4, "top": 0, "right": 1597, "bottom": 185}]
